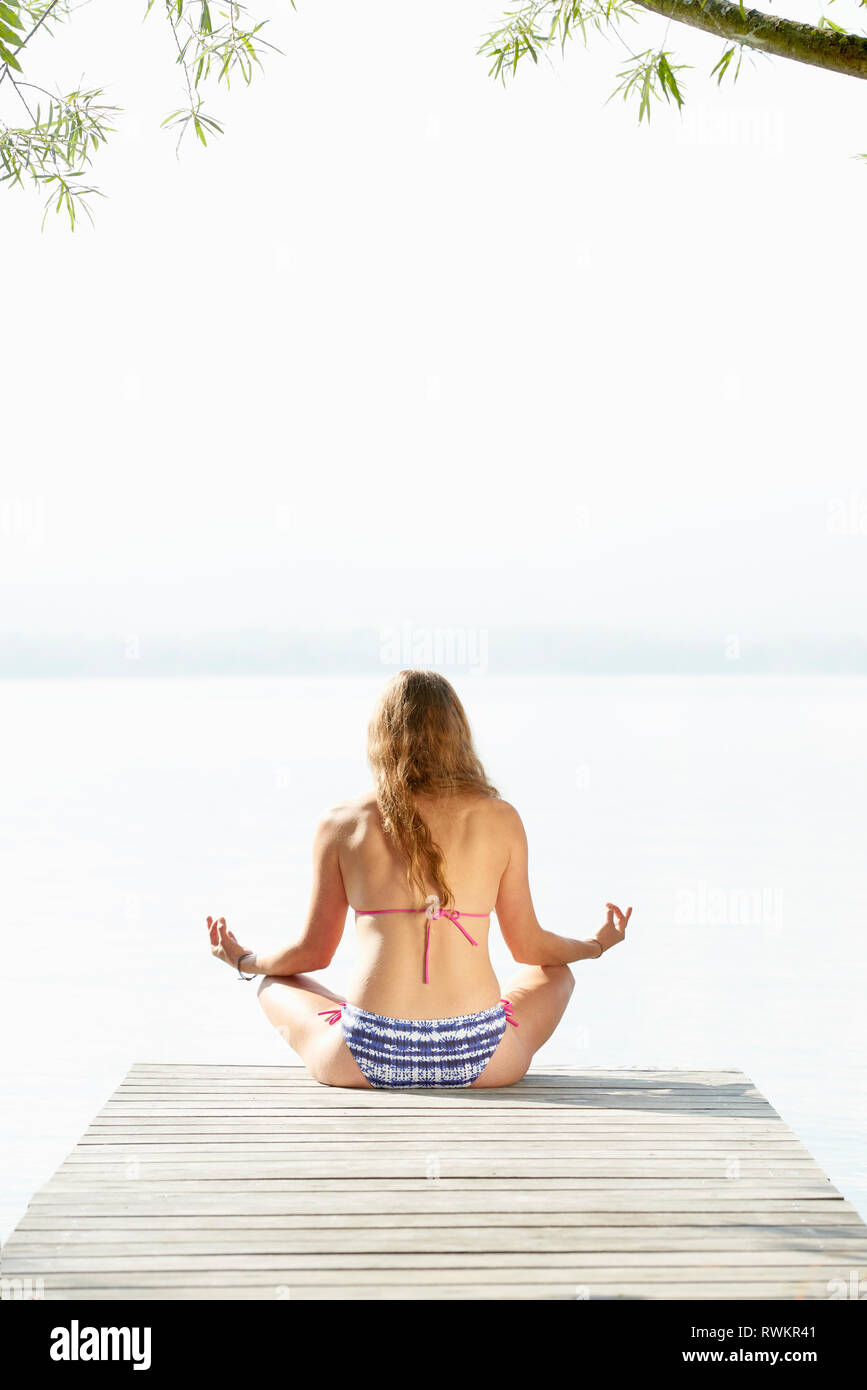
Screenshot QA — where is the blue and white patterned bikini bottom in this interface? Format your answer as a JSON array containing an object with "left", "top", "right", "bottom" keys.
[{"left": 337, "top": 1000, "right": 516, "bottom": 1089}]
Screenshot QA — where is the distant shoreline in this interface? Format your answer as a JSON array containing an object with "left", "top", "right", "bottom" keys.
[{"left": 2, "top": 628, "right": 866, "bottom": 678}]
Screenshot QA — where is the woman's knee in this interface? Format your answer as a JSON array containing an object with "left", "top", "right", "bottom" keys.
[
  {"left": 534, "top": 962, "right": 574, "bottom": 1000},
  {"left": 560, "top": 963, "right": 576, "bottom": 999},
  {"left": 257, "top": 972, "right": 305, "bottom": 1012},
  {"left": 257, "top": 975, "right": 304, "bottom": 1048},
  {"left": 256, "top": 974, "right": 281, "bottom": 1016}
]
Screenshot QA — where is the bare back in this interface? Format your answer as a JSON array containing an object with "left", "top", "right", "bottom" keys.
[{"left": 335, "top": 791, "right": 513, "bottom": 1019}]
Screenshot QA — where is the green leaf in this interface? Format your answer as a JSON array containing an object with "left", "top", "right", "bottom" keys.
[
  {"left": 0, "top": 37, "right": 22, "bottom": 71},
  {"left": 658, "top": 52, "right": 685, "bottom": 109},
  {"left": 711, "top": 46, "right": 735, "bottom": 84}
]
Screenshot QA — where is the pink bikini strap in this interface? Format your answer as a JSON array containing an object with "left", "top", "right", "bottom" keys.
[
  {"left": 354, "top": 900, "right": 491, "bottom": 985},
  {"left": 353, "top": 907, "right": 490, "bottom": 921},
  {"left": 317, "top": 1003, "right": 346, "bottom": 1026}
]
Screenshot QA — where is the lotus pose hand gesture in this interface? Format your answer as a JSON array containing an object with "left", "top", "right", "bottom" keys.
[
  {"left": 207, "top": 916, "right": 255, "bottom": 974},
  {"left": 591, "top": 902, "right": 633, "bottom": 957}
]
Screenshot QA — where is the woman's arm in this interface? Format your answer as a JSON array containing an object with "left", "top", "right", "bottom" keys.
[
  {"left": 494, "top": 803, "right": 633, "bottom": 965},
  {"left": 207, "top": 811, "right": 350, "bottom": 976}
]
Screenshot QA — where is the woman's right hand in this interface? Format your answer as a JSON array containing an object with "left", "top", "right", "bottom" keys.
[{"left": 592, "top": 902, "right": 633, "bottom": 956}]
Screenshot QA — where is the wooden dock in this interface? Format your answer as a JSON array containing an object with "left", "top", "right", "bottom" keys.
[{"left": 3, "top": 1064, "right": 866, "bottom": 1300}]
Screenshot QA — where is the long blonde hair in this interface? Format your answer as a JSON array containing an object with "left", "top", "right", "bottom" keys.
[{"left": 367, "top": 670, "right": 498, "bottom": 909}]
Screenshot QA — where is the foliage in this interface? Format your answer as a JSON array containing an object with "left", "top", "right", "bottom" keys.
[
  {"left": 478, "top": 0, "right": 867, "bottom": 125},
  {"left": 3, "top": 0, "right": 867, "bottom": 228},
  {"left": 0, "top": 1, "right": 284, "bottom": 227}
]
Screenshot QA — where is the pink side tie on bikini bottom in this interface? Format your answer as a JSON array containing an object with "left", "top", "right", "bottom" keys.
[{"left": 318, "top": 1005, "right": 346, "bottom": 1026}]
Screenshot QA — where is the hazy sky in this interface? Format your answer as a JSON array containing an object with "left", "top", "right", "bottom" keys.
[{"left": 3, "top": 1, "right": 866, "bottom": 651}]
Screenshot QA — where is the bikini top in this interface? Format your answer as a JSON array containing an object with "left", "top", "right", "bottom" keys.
[{"left": 352, "top": 894, "right": 492, "bottom": 985}]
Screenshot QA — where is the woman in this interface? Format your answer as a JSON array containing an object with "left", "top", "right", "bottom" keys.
[{"left": 207, "top": 669, "right": 633, "bottom": 1088}]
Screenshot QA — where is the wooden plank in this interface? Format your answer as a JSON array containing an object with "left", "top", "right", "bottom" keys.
[
  {"left": 22, "top": 1192, "right": 851, "bottom": 1213},
  {"left": 8, "top": 1239, "right": 867, "bottom": 1262},
  {"left": 1, "top": 1266, "right": 858, "bottom": 1289},
  {"left": 13, "top": 1212, "right": 861, "bottom": 1234},
  {"left": 16, "top": 1283, "right": 844, "bottom": 1301},
  {"left": 106, "top": 1087, "right": 775, "bottom": 1095},
  {"left": 77, "top": 1140, "right": 811, "bottom": 1150},
  {"left": 31, "top": 1182, "right": 840, "bottom": 1198},
  {"left": 65, "top": 1156, "right": 820, "bottom": 1168},
  {"left": 80, "top": 1125, "right": 802, "bottom": 1138},
  {"left": 88, "top": 1106, "right": 783, "bottom": 1117},
  {"left": 98, "top": 1095, "right": 778, "bottom": 1106},
  {"left": 61, "top": 1148, "right": 815, "bottom": 1162},
  {"left": 2, "top": 1064, "right": 863, "bottom": 1303},
  {"left": 5, "top": 1252, "right": 866, "bottom": 1276},
  {"left": 115, "top": 1078, "right": 766, "bottom": 1090},
  {"left": 124, "top": 1065, "right": 748, "bottom": 1081}
]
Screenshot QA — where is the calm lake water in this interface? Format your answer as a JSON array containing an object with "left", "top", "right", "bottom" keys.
[{"left": 1, "top": 674, "right": 865, "bottom": 1240}]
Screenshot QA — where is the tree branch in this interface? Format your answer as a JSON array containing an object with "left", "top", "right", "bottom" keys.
[{"left": 632, "top": 0, "right": 867, "bottom": 80}]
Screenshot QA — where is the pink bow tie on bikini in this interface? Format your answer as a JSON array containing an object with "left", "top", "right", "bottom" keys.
[
  {"left": 422, "top": 896, "right": 479, "bottom": 985},
  {"left": 351, "top": 895, "right": 491, "bottom": 985}
]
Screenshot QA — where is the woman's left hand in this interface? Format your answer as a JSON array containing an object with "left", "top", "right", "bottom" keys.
[
  {"left": 207, "top": 916, "right": 250, "bottom": 970},
  {"left": 592, "top": 902, "right": 633, "bottom": 956}
]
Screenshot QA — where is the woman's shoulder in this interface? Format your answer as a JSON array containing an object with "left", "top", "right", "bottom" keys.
[
  {"left": 316, "top": 791, "right": 523, "bottom": 839},
  {"left": 315, "top": 792, "right": 381, "bottom": 840},
  {"left": 475, "top": 795, "right": 523, "bottom": 834},
  {"left": 443, "top": 792, "right": 523, "bottom": 844}
]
